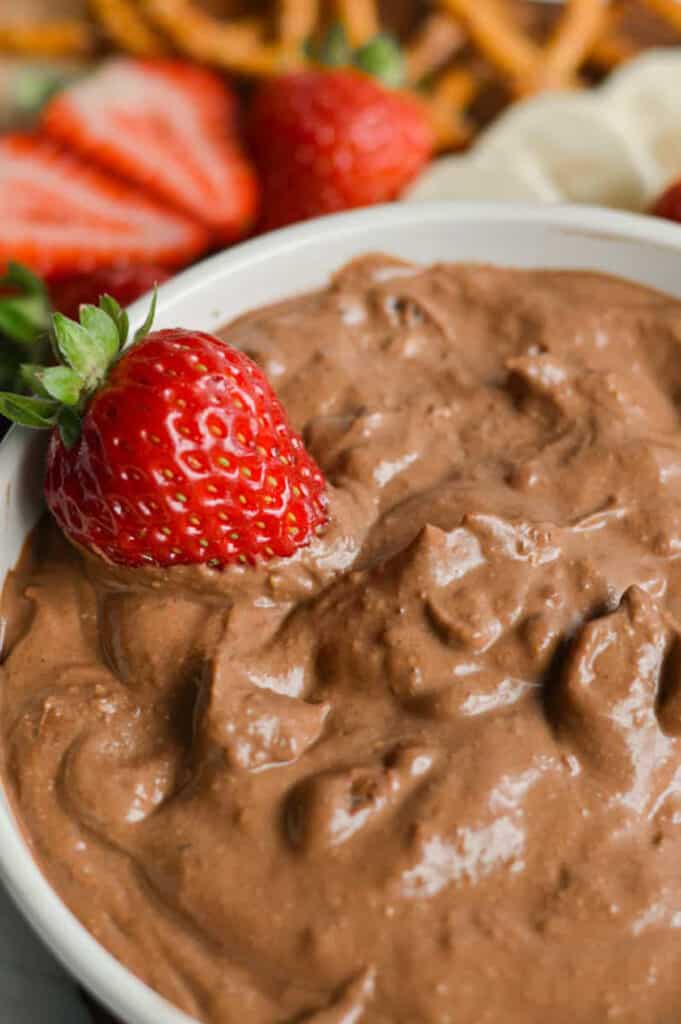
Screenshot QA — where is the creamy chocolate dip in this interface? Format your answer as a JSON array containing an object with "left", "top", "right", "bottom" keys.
[{"left": 5, "top": 255, "right": 681, "bottom": 1023}]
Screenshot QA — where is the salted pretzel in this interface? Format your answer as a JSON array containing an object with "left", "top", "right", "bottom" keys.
[
  {"left": 426, "top": 67, "right": 477, "bottom": 149},
  {"left": 1, "top": 0, "right": 680, "bottom": 152},
  {"left": 405, "top": 12, "right": 467, "bottom": 85},
  {"left": 140, "top": 0, "right": 302, "bottom": 74},
  {"left": 89, "top": 0, "right": 167, "bottom": 56},
  {"left": 439, "top": 0, "right": 539, "bottom": 80},
  {"left": 335, "top": 0, "right": 380, "bottom": 46},
  {"left": 279, "top": 0, "right": 320, "bottom": 52},
  {"left": 643, "top": 0, "right": 681, "bottom": 33},
  {"left": 589, "top": 3, "right": 638, "bottom": 69},
  {"left": 533, "top": 0, "right": 611, "bottom": 87},
  {"left": 0, "top": 20, "right": 93, "bottom": 57}
]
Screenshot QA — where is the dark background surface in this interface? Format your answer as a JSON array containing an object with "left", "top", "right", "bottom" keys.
[{"left": 82, "top": 994, "right": 117, "bottom": 1023}]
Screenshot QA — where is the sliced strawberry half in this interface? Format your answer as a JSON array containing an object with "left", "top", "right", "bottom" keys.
[
  {"left": 0, "top": 134, "right": 209, "bottom": 277},
  {"left": 42, "top": 58, "right": 259, "bottom": 243}
]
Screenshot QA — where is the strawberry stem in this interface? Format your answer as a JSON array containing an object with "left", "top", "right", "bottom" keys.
[
  {"left": 308, "top": 23, "right": 406, "bottom": 88},
  {"left": 318, "top": 24, "right": 352, "bottom": 67},
  {"left": 354, "top": 34, "right": 406, "bottom": 88}
]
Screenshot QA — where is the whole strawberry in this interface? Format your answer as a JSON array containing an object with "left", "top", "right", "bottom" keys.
[
  {"left": 249, "top": 66, "right": 434, "bottom": 231},
  {"left": 0, "top": 290, "right": 328, "bottom": 568}
]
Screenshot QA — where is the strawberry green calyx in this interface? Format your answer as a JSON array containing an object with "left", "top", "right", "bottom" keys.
[
  {"left": 0, "top": 262, "right": 49, "bottom": 343},
  {"left": 316, "top": 24, "right": 352, "bottom": 67},
  {"left": 354, "top": 34, "right": 406, "bottom": 89},
  {"left": 0, "top": 285, "right": 157, "bottom": 448},
  {"left": 11, "top": 67, "right": 73, "bottom": 122},
  {"left": 0, "top": 261, "right": 51, "bottom": 391},
  {"left": 307, "top": 24, "right": 406, "bottom": 89}
]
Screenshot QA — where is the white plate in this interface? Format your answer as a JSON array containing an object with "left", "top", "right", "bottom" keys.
[{"left": 3, "top": 202, "right": 681, "bottom": 1024}]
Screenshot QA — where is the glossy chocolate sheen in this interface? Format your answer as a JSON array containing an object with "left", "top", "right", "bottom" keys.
[{"left": 5, "top": 256, "right": 681, "bottom": 1022}]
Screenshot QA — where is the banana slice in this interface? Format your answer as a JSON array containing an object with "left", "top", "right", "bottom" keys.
[
  {"left": 475, "top": 91, "right": 656, "bottom": 211},
  {"left": 602, "top": 49, "right": 681, "bottom": 194},
  {"left": 404, "top": 151, "right": 560, "bottom": 203}
]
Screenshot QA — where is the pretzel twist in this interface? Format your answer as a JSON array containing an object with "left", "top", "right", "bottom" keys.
[
  {"left": 642, "top": 0, "right": 681, "bottom": 32},
  {"left": 541, "top": 0, "right": 611, "bottom": 81},
  {"left": 406, "top": 12, "right": 467, "bottom": 84},
  {"left": 3, "top": 0, "right": 681, "bottom": 156},
  {"left": 585, "top": 1, "right": 633, "bottom": 69},
  {"left": 279, "top": 0, "right": 319, "bottom": 52},
  {"left": 140, "top": 0, "right": 297, "bottom": 75},
  {"left": 426, "top": 67, "right": 477, "bottom": 149},
  {"left": 0, "top": 20, "right": 93, "bottom": 57},
  {"left": 438, "top": 0, "right": 540, "bottom": 80},
  {"left": 519, "top": 0, "right": 612, "bottom": 93},
  {"left": 89, "top": 0, "right": 166, "bottom": 57},
  {"left": 335, "top": 0, "right": 381, "bottom": 47}
]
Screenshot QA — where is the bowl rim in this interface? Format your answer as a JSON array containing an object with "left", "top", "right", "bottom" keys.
[{"left": 3, "top": 199, "right": 681, "bottom": 1024}]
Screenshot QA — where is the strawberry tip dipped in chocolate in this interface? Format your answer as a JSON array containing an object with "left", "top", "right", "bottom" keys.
[{"left": 0, "top": 282, "right": 329, "bottom": 569}]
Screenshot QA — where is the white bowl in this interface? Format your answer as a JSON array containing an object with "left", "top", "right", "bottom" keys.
[{"left": 3, "top": 200, "right": 681, "bottom": 1024}]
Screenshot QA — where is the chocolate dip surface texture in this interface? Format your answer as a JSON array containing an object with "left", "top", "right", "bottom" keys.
[{"left": 6, "top": 255, "right": 681, "bottom": 1023}]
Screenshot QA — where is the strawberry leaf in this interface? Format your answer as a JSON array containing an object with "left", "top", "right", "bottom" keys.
[
  {"left": 0, "top": 276, "right": 157, "bottom": 437},
  {"left": 0, "top": 347, "right": 21, "bottom": 390},
  {"left": 0, "top": 295, "right": 49, "bottom": 347},
  {"left": 22, "top": 364, "right": 83, "bottom": 406},
  {"left": 319, "top": 24, "right": 351, "bottom": 67},
  {"left": 57, "top": 406, "right": 82, "bottom": 449},
  {"left": 19, "top": 363, "right": 50, "bottom": 398},
  {"left": 0, "top": 393, "right": 59, "bottom": 429},
  {"left": 12, "top": 68, "right": 73, "bottom": 121},
  {"left": 133, "top": 286, "right": 157, "bottom": 344},
  {"left": 354, "top": 34, "right": 406, "bottom": 88},
  {"left": 79, "top": 304, "right": 121, "bottom": 363},
  {"left": 1, "top": 261, "right": 46, "bottom": 297},
  {"left": 99, "top": 294, "right": 129, "bottom": 347},
  {"left": 0, "top": 263, "right": 50, "bottom": 355},
  {"left": 53, "top": 313, "right": 113, "bottom": 384}
]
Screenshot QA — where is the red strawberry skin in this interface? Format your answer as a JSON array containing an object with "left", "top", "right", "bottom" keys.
[
  {"left": 652, "top": 179, "right": 681, "bottom": 223},
  {"left": 48, "top": 265, "right": 170, "bottom": 320},
  {"left": 42, "top": 59, "right": 259, "bottom": 243},
  {"left": 249, "top": 70, "right": 434, "bottom": 231},
  {"left": 0, "top": 135, "right": 208, "bottom": 277},
  {"left": 45, "top": 329, "right": 329, "bottom": 568}
]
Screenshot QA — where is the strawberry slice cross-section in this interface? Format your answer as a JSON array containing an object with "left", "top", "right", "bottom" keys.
[
  {"left": 0, "top": 134, "right": 209, "bottom": 278},
  {"left": 42, "top": 58, "right": 260, "bottom": 243}
]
